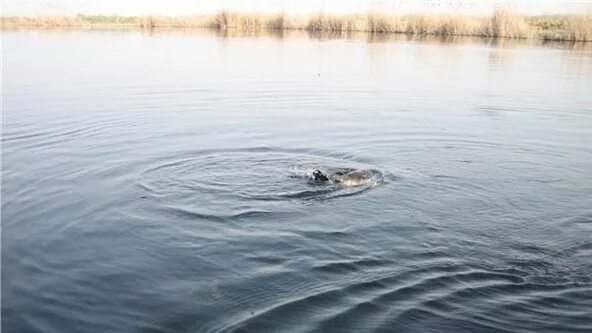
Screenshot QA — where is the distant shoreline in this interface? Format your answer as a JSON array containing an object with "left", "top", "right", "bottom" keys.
[{"left": 2, "top": 10, "right": 591, "bottom": 42}]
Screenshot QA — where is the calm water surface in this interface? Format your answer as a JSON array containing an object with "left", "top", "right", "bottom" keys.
[{"left": 2, "top": 29, "right": 592, "bottom": 333}]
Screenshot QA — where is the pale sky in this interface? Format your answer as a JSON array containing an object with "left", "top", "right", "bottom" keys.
[{"left": 2, "top": 0, "right": 592, "bottom": 16}]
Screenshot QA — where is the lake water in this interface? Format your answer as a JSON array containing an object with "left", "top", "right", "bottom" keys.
[{"left": 2, "top": 29, "right": 592, "bottom": 333}]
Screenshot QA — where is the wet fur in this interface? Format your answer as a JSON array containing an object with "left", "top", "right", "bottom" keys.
[
  {"left": 313, "top": 169, "right": 374, "bottom": 187},
  {"left": 331, "top": 169, "right": 374, "bottom": 187}
]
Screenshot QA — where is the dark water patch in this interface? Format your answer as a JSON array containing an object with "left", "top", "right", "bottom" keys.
[
  {"left": 159, "top": 205, "right": 277, "bottom": 223},
  {"left": 298, "top": 229, "right": 351, "bottom": 239},
  {"left": 245, "top": 255, "right": 287, "bottom": 266},
  {"left": 312, "top": 258, "right": 394, "bottom": 274}
]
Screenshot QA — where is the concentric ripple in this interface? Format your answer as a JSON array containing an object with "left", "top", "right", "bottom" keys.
[{"left": 138, "top": 148, "right": 384, "bottom": 218}]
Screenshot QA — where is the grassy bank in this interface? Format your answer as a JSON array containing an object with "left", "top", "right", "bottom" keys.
[{"left": 2, "top": 10, "right": 591, "bottom": 41}]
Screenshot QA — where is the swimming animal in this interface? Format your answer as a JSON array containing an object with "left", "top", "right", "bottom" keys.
[{"left": 312, "top": 168, "right": 376, "bottom": 187}]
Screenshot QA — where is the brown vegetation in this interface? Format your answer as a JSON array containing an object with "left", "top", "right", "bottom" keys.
[{"left": 2, "top": 9, "right": 591, "bottom": 41}]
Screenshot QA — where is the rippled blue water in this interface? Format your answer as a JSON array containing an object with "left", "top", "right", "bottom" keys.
[{"left": 2, "top": 29, "right": 592, "bottom": 333}]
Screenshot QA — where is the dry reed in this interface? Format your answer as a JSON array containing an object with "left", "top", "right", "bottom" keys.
[
  {"left": 2, "top": 10, "right": 592, "bottom": 41},
  {"left": 564, "top": 15, "right": 592, "bottom": 41},
  {"left": 484, "top": 8, "right": 530, "bottom": 38}
]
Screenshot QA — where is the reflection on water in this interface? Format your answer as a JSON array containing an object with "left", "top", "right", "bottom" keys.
[
  {"left": 2, "top": 28, "right": 592, "bottom": 333},
  {"left": 7, "top": 26, "right": 592, "bottom": 51}
]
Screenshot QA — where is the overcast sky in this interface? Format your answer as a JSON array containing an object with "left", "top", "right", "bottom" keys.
[{"left": 3, "top": 0, "right": 592, "bottom": 16}]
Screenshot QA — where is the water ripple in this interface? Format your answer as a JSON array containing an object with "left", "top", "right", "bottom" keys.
[{"left": 137, "top": 148, "right": 385, "bottom": 219}]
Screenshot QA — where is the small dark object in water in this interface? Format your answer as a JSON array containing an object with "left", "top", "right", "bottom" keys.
[{"left": 312, "top": 169, "right": 329, "bottom": 182}]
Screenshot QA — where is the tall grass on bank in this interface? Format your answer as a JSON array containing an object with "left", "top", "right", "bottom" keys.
[
  {"left": 485, "top": 8, "right": 530, "bottom": 38},
  {"left": 2, "top": 10, "right": 592, "bottom": 41},
  {"left": 565, "top": 15, "right": 592, "bottom": 41}
]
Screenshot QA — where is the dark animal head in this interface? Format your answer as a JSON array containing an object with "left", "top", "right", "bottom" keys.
[{"left": 313, "top": 169, "right": 329, "bottom": 182}]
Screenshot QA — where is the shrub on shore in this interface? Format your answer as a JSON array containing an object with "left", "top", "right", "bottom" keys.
[{"left": 484, "top": 8, "right": 530, "bottom": 38}]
